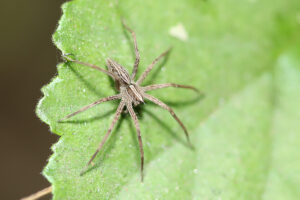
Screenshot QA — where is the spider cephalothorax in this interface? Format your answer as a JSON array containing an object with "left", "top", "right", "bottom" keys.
[
  {"left": 59, "top": 21, "right": 198, "bottom": 181},
  {"left": 107, "top": 58, "right": 144, "bottom": 106}
]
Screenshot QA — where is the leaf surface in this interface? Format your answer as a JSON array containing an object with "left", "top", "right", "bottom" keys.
[{"left": 36, "top": 0, "right": 300, "bottom": 199}]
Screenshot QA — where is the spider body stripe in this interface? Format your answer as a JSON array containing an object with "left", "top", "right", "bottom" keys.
[
  {"left": 59, "top": 21, "right": 199, "bottom": 181},
  {"left": 107, "top": 58, "right": 131, "bottom": 85},
  {"left": 129, "top": 84, "right": 144, "bottom": 103}
]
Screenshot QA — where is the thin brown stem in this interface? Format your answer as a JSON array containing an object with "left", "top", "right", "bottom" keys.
[
  {"left": 136, "top": 48, "right": 171, "bottom": 85},
  {"left": 21, "top": 186, "right": 52, "bottom": 200},
  {"left": 58, "top": 95, "right": 121, "bottom": 122},
  {"left": 143, "top": 83, "right": 199, "bottom": 92},
  {"left": 122, "top": 20, "right": 140, "bottom": 80},
  {"left": 127, "top": 103, "right": 144, "bottom": 182},
  {"left": 80, "top": 101, "right": 125, "bottom": 175},
  {"left": 144, "top": 93, "right": 190, "bottom": 143},
  {"left": 63, "top": 55, "right": 117, "bottom": 79}
]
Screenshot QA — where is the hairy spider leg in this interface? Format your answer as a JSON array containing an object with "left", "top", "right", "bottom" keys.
[
  {"left": 122, "top": 20, "right": 140, "bottom": 80},
  {"left": 143, "top": 83, "right": 199, "bottom": 93},
  {"left": 58, "top": 95, "right": 121, "bottom": 122},
  {"left": 136, "top": 47, "right": 171, "bottom": 84},
  {"left": 143, "top": 93, "right": 191, "bottom": 144},
  {"left": 80, "top": 101, "right": 125, "bottom": 175},
  {"left": 126, "top": 103, "right": 144, "bottom": 182},
  {"left": 62, "top": 55, "right": 117, "bottom": 79}
]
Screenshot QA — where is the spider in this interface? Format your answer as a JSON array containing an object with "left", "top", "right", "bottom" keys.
[{"left": 59, "top": 21, "right": 199, "bottom": 181}]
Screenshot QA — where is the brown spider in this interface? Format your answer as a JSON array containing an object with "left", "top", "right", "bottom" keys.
[{"left": 59, "top": 21, "right": 198, "bottom": 181}]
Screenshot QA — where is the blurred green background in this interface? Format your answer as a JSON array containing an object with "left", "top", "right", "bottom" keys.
[{"left": 0, "top": 1, "right": 64, "bottom": 199}]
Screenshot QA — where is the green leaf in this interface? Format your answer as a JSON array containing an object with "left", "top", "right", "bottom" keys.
[
  {"left": 36, "top": 0, "right": 300, "bottom": 199},
  {"left": 262, "top": 46, "right": 300, "bottom": 200}
]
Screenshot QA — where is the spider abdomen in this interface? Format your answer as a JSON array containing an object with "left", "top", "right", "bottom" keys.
[{"left": 120, "top": 84, "right": 144, "bottom": 106}]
